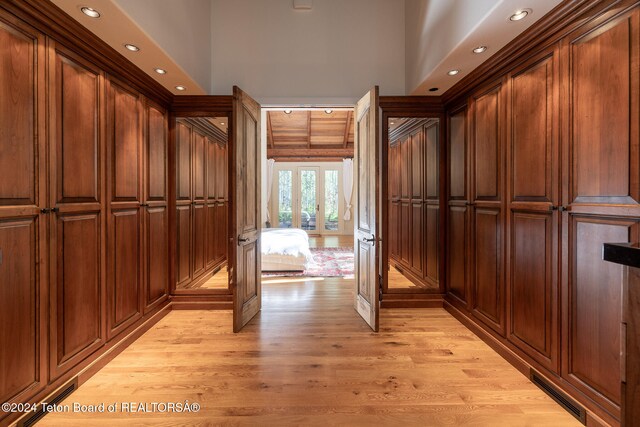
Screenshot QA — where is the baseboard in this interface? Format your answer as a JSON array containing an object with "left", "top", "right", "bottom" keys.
[
  {"left": 171, "top": 301, "right": 233, "bottom": 310},
  {"left": 381, "top": 293, "right": 444, "bottom": 308},
  {"left": 443, "top": 299, "right": 619, "bottom": 427}
]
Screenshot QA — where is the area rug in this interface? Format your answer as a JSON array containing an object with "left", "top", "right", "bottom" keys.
[{"left": 262, "top": 247, "right": 354, "bottom": 278}]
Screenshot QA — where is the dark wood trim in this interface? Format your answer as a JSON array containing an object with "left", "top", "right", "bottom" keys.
[
  {"left": 268, "top": 148, "right": 354, "bottom": 160},
  {"left": 171, "top": 96, "right": 233, "bottom": 115},
  {"left": 343, "top": 111, "right": 352, "bottom": 148},
  {"left": 180, "top": 118, "right": 228, "bottom": 144},
  {"left": 379, "top": 96, "right": 445, "bottom": 113}
]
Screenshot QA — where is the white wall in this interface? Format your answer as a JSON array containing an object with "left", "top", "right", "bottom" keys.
[
  {"left": 114, "top": 0, "right": 213, "bottom": 93},
  {"left": 211, "top": 0, "right": 405, "bottom": 104},
  {"left": 404, "top": 0, "right": 497, "bottom": 94}
]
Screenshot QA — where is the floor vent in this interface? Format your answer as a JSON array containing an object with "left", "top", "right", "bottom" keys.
[
  {"left": 530, "top": 370, "right": 586, "bottom": 425},
  {"left": 18, "top": 378, "right": 78, "bottom": 427}
]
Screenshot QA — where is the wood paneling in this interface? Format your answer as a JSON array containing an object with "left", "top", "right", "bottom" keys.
[
  {"left": 447, "top": 207, "right": 468, "bottom": 302},
  {"left": 410, "top": 130, "right": 423, "bottom": 199},
  {"left": 473, "top": 86, "right": 501, "bottom": 200},
  {"left": 109, "top": 83, "right": 140, "bottom": 202},
  {"left": 0, "top": 18, "right": 39, "bottom": 207},
  {"left": 108, "top": 209, "right": 141, "bottom": 338},
  {"left": 51, "top": 214, "right": 102, "bottom": 377},
  {"left": 448, "top": 110, "right": 466, "bottom": 200},
  {"left": 176, "top": 122, "right": 191, "bottom": 201},
  {"left": 146, "top": 105, "right": 167, "bottom": 201},
  {"left": 473, "top": 208, "right": 503, "bottom": 334},
  {"left": 192, "top": 204, "right": 206, "bottom": 277},
  {"left": 426, "top": 205, "right": 439, "bottom": 283},
  {"left": 0, "top": 218, "right": 42, "bottom": 404},
  {"left": 206, "top": 203, "right": 217, "bottom": 268},
  {"left": 144, "top": 207, "right": 168, "bottom": 310},
  {"left": 410, "top": 203, "right": 423, "bottom": 275},
  {"left": 425, "top": 123, "right": 439, "bottom": 200},
  {"left": 192, "top": 131, "right": 206, "bottom": 201},
  {"left": 176, "top": 205, "right": 192, "bottom": 287}
]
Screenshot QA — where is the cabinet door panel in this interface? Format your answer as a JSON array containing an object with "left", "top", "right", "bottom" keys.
[
  {"left": 53, "top": 52, "right": 100, "bottom": 204},
  {"left": 400, "top": 202, "right": 410, "bottom": 265},
  {"left": 426, "top": 205, "right": 439, "bottom": 284},
  {"left": 425, "top": 123, "right": 439, "bottom": 200},
  {"left": 410, "top": 203, "right": 423, "bottom": 275},
  {"left": 389, "top": 201, "right": 399, "bottom": 260},
  {"left": 192, "top": 204, "right": 206, "bottom": 277},
  {"left": 193, "top": 131, "right": 206, "bottom": 201},
  {"left": 51, "top": 213, "right": 102, "bottom": 378},
  {"left": 110, "top": 84, "right": 140, "bottom": 202},
  {"left": 473, "top": 208, "right": 504, "bottom": 334},
  {"left": 0, "top": 20, "right": 39, "bottom": 206},
  {"left": 176, "top": 122, "right": 191, "bottom": 201},
  {"left": 145, "top": 207, "right": 168, "bottom": 310},
  {"left": 571, "top": 15, "right": 638, "bottom": 204},
  {"left": 208, "top": 140, "right": 217, "bottom": 200},
  {"left": 176, "top": 205, "right": 192, "bottom": 286},
  {"left": 205, "top": 203, "right": 216, "bottom": 268},
  {"left": 474, "top": 87, "right": 501, "bottom": 200},
  {"left": 511, "top": 56, "right": 553, "bottom": 201},
  {"left": 146, "top": 105, "right": 167, "bottom": 201},
  {"left": 449, "top": 111, "right": 466, "bottom": 200},
  {"left": 567, "top": 217, "right": 637, "bottom": 406},
  {"left": 410, "top": 131, "right": 423, "bottom": 199},
  {"left": 0, "top": 219, "right": 41, "bottom": 403},
  {"left": 217, "top": 203, "right": 228, "bottom": 262},
  {"left": 108, "top": 209, "right": 141, "bottom": 337},
  {"left": 509, "top": 211, "right": 555, "bottom": 368},
  {"left": 447, "top": 206, "right": 467, "bottom": 303},
  {"left": 400, "top": 138, "right": 410, "bottom": 199}
]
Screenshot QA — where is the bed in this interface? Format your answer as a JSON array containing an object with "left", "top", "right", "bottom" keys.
[{"left": 261, "top": 228, "right": 313, "bottom": 271}]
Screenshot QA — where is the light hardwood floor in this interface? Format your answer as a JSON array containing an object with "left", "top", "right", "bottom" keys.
[{"left": 40, "top": 277, "right": 580, "bottom": 426}]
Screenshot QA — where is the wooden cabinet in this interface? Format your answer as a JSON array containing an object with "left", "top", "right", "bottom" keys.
[
  {"left": 106, "top": 79, "right": 143, "bottom": 339},
  {"left": 470, "top": 83, "right": 505, "bottom": 336},
  {"left": 0, "top": 14, "right": 48, "bottom": 408},
  {"left": 175, "top": 119, "right": 228, "bottom": 289},
  {"left": 388, "top": 119, "right": 439, "bottom": 289},
  {"left": 445, "top": 5, "right": 640, "bottom": 423},
  {"left": 48, "top": 44, "right": 105, "bottom": 379},
  {"left": 560, "top": 8, "right": 640, "bottom": 417}
]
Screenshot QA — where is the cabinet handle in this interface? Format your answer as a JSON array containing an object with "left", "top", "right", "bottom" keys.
[
  {"left": 51, "top": 207, "right": 59, "bottom": 213},
  {"left": 558, "top": 205, "right": 570, "bottom": 212},
  {"left": 140, "top": 203, "right": 149, "bottom": 208},
  {"left": 549, "top": 205, "right": 558, "bottom": 211},
  {"left": 40, "top": 208, "right": 51, "bottom": 214},
  {"left": 238, "top": 236, "right": 249, "bottom": 244}
]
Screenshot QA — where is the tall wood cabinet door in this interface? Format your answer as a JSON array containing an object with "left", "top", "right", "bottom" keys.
[
  {"left": 425, "top": 122, "right": 440, "bottom": 285},
  {"left": 192, "top": 131, "right": 206, "bottom": 202},
  {"left": 506, "top": 50, "right": 559, "bottom": 372},
  {"left": 192, "top": 203, "right": 206, "bottom": 277},
  {"left": 176, "top": 121, "right": 192, "bottom": 202},
  {"left": 561, "top": 9, "right": 640, "bottom": 416},
  {"left": 206, "top": 139, "right": 218, "bottom": 268},
  {"left": 106, "top": 79, "right": 143, "bottom": 339},
  {"left": 0, "top": 14, "right": 48, "bottom": 411},
  {"left": 143, "top": 103, "right": 168, "bottom": 313},
  {"left": 471, "top": 83, "right": 506, "bottom": 336},
  {"left": 192, "top": 131, "right": 206, "bottom": 278},
  {"left": 48, "top": 44, "right": 105, "bottom": 379},
  {"left": 176, "top": 204, "right": 192, "bottom": 287}
]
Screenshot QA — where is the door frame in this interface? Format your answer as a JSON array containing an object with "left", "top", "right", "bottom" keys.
[
  {"left": 168, "top": 96, "right": 234, "bottom": 305},
  {"left": 379, "top": 97, "right": 447, "bottom": 300}
]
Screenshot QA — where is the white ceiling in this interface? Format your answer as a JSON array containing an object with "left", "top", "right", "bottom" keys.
[{"left": 51, "top": 0, "right": 563, "bottom": 100}]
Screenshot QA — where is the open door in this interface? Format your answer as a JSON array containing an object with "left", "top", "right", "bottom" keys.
[
  {"left": 353, "top": 86, "right": 381, "bottom": 331},
  {"left": 231, "top": 86, "right": 262, "bottom": 332}
]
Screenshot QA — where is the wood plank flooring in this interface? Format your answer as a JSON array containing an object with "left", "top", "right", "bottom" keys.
[{"left": 40, "top": 277, "right": 580, "bottom": 426}]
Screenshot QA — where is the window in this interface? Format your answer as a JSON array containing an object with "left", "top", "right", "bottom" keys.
[
  {"left": 324, "top": 170, "right": 339, "bottom": 231},
  {"left": 278, "top": 170, "right": 292, "bottom": 228}
]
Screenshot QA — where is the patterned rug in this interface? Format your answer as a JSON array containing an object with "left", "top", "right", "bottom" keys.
[{"left": 262, "top": 247, "right": 354, "bottom": 278}]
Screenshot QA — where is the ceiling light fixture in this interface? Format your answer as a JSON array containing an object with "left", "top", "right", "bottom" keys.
[
  {"left": 175, "top": 85, "right": 186, "bottom": 91},
  {"left": 154, "top": 68, "right": 167, "bottom": 74},
  {"left": 124, "top": 44, "right": 140, "bottom": 52},
  {"left": 473, "top": 46, "right": 487, "bottom": 54},
  {"left": 220, "top": 122, "right": 225, "bottom": 126},
  {"left": 80, "top": 7, "right": 100, "bottom": 18},
  {"left": 284, "top": 109, "right": 292, "bottom": 114},
  {"left": 447, "top": 69, "right": 460, "bottom": 76},
  {"left": 428, "top": 87, "right": 439, "bottom": 92},
  {"left": 509, "top": 9, "right": 531, "bottom": 21},
  {"left": 324, "top": 109, "right": 333, "bottom": 114}
]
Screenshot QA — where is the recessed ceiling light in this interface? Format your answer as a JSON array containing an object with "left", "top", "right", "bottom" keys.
[
  {"left": 428, "top": 87, "right": 439, "bottom": 92},
  {"left": 509, "top": 9, "right": 531, "bottom": 21},
  {"left": 284, "top": 109, "right": 292, "bottom": 114},
  {"left": 220, "top": 122, "right": 225, "bottom": 126},
  {"left": 124, "top": 44, "right": 140, "bottom": 52},
  {"left": 80, "top": 7, "right": 100, "bottom": 18},
  {"left": 324, "top": 109, "right": 333, "bottom": 114},
  {"left": 175, "top": 85, "right": 186, "bottom": 91},
  {"left": 154, "top": 68, "right": 167, "bottom": 74},
  {"left": 390, "top": 121, "right": 395, "bottom": 125},
  {"left": 447, "top": 69, "right": 460, "bottom": 76},
  {"left": 473, "top": 46, "right": 487, "bottom": 54}
]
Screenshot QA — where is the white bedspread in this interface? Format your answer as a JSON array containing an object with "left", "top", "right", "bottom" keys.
[{"left": 261, "top": 228, "right": 313, "bottom": 271}]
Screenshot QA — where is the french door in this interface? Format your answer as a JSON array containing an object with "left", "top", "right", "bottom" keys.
[{"left": 274, "top": 164, "right": 343, "bottom": 235}]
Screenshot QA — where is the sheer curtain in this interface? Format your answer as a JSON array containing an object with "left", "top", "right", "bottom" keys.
[
  {"left": 342, "top": 158, "right": 353, "bottom": 221},
  {"left": 266, "top": 158, "right": 276, "bottom": 225}
]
